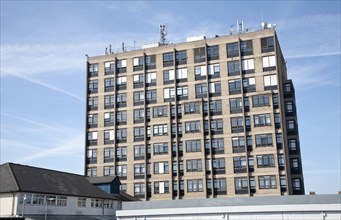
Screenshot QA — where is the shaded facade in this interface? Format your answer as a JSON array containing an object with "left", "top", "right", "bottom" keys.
[{"left": 85, "top": 28, "right": 305, "bottom": 200}]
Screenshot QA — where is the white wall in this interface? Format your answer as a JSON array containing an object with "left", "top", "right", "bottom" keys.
[{"left": 0, "top": 193, "right": 16, "bottom": 217}]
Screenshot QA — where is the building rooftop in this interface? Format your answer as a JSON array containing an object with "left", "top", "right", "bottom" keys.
[{"left": 0, "top": 163, "right": 119, "bottom": 200}]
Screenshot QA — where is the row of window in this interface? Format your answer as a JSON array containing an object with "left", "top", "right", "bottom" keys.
[
  {"left": 87, "top": 155, "right": 301, "bottom": 178},
  {"left": 88, "top": 36, "right": 275, "bottom": 76},
  {"left": 88, "top": 74, "right": 278, "bottom": 99},
  {"left": 87, "top": 117, "right": 297, "bottom": 145}
]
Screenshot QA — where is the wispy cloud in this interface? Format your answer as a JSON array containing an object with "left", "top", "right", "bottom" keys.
[{"left": 286, "top": 51, "right": 341, "bottom": 59}]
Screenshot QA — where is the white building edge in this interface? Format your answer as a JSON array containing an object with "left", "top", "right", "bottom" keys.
[{"left": 117, "top": 194, "right": 341, "bottom": 220}]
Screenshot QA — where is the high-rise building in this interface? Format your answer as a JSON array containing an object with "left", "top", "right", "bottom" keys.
[{"left": 85, "top": 27, "right": 305, "bottom": 200}]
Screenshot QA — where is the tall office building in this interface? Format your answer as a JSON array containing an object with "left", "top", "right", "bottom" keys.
[{"left": 85, "top": 27, "right": 304, "bottom": 200}]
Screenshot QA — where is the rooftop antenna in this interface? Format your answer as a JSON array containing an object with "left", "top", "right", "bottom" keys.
[
  {"left": 237, "top": 20, "right": 244, "bottom": 33},
  {"left": 160, "top": 24, "right": 167, "bottom": 45},
  {"left": 229, "top": 25, "right": 233, "bottom": 35},
  {"left": 109, "top": 44, "right": 112, "bottom": 54},
  {"left": 105, "top": 47, "right": 108, "bottom": 55},
  {"left": 122, "top": 42, "right": 125, "bottom": 51}
]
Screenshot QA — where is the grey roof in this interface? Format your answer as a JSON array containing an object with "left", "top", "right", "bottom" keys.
[
  {"left": 0, "top": 163, "right": 118, "bottom": 200},
  {"left": 88, "top": 176, "right": 120, "bottom": 184},
  {"left": 122, "top": 194, "right": 341, "bottom": 210}
]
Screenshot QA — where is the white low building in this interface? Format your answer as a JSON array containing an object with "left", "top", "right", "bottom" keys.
[
  {"left": 117, "top": 194, "right": 341, "bottom": 220},
  {"left": 0, "top": 163, "right": 128, "bottom": 219}
]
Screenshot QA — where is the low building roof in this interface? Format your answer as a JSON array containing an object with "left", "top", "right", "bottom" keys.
[{"left": 0, "top": 163, "right": 118, "bottom": 200}]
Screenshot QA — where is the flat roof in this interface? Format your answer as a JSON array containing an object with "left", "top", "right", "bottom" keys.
[{"left": 122, "top": 194, "right": 341, "bottom": 210}]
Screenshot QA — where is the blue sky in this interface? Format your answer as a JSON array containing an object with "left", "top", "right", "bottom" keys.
[{"left": 1, "top": 1, "right": 340, "bottom": 194}]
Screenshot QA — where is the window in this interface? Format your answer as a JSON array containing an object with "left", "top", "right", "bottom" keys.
[
  {"left": 234, "top": 177, "right": 248, "bottom": 194},
  {"left": 256, "top": 134, "right": 273, "bottom": 146},
  {"left": 104, "top": 148, "right": 114, "bottom": 163},
  {"left": 116, "top": 111, "right": 127, "bottom": 124},
  {"left": 88, "top": 97, "right": 98, "bottom": 110},
  {"left": 87, "top": 167, "right": 97, "bottom": 177},
  {"left": 210, "top": 100, "right": 222, "bottom": 115},
  {"left": 194, "top": 47, "right": 206, "bottom": 62},
  {"left": 134, "top": 145, "right": 145, "bottom": 160},
  {"left": 104, "top": 130, "right": 115, "bottom": 144},
  {"left": 88, "top": 63, "right": 98, "bottom": 77},
  {"left": 264, "top": 75, "right": 277, "bottom": 90},
  {"left": 103, "top": 166, "right": 115, "bottom": 176},
  {"left": 214, "top": 178, "right": 227, "bottom": 194},
  {"left": 229, "top": 79, "right": 241, "bottom": 95},
  {"left": 231, "top": 117, "right": 244, "bottom": 133},
  {"left": 176, "top": 68, "right": 188, "bottom": 81},
  {"left": 87, "top": 149, "right": 97, "bottom": 164},
  {"left": 284, "top": 83, "right": 292, "bottom": 93},
  {"left": 232, "top": 136, "right": 245, "bottom": 153},
  {"left": 153, "top": 106, "right": 167, "bottom": 118},
  {"left": 233, "top": 157, "right": 247, "bottom": 173},
  {"left": 252, "top": 95, "right": 270, "bottom": 107},
  {"left": 257, "top": 154, "right": 275, "bottom": 168},
  {"left": 254, "top": 114, "right": 271, "bottom": 127},
  {"left": 116, "top": 93, "right": 127, "bottom": 107},
  {"left": 88, "top": 80, "right": 98, "bottom": 93},
  {"left": 288, "top": 139, "right": 297, "bottom": 152},
  {"left": 194, "top": 65, "right": 207, "bottom": 80},
  {"left": 163, "top": 87, "right": 175, "bottom": 101},
  {"left": 245, "top": 116, "right": 251, "bottom": 131},
  {"left": 134, "top": 163, "right": 145, "bottom": 178},
  {"left": 104, "top": 78, "right": 115, "bottom": 92},
  {"left": 227, "top": 60, "right": 240, "bottom": 76},
  {"left": 243, "top": 77, "right": 256, "bottom": 93},
  {"left": 87, "top": 131, "right": 97, "bottom": 145},
  {"left": 176, "top": 50, "right": 187, "bottom": 64},
  {"left": 116, "top": 59, "right": 127, "bottom": 72},
  {"left": 154, "top": 181, "right": 170, "bottom": 194},
  {"left": 276, "top": 133, "right": 283, "bottom": 148},
  {"left": 291, "top": 158, "right": 300, "bottom": 171},
  {"left": 292, "top": 178, "right": 302, "bottom": 191},
  {"left": 186, "top": 140, "right": 201, "bottom": 152},
  {"left": 133, "top": 91, "right": 144, "bottom": 105},
  {"left": 116, "top": 77, "right": 127, "bottom": 90},
  {"left": 274, "top": 113, "right": 281, "bottom": 128},
  {"left": 240, "top": 40, "right": 253, "bottom": 56},
  {"left": 248, "top": 157, "right": 254, "bottom": 171},
  {"left": 146, "top": 90, "right": 157, "bottom": 103},
  {"left": 247, "top": 136, "right": 253, "bottom": 149},
  {"left": 261, "top": 37, "right": 274, "bottom": 53},
  {"left": 104, "top": 95, "right": 115, "bottom": 109},
  {"left": 133, "top": 109, "right": 144, "bottom": 123},
  {"left": 153, "top": 124, "right": 168, "bottom": 136},
  {"left": 116, "top": 165, "right": 127, "bottom": 178},
  {"left": 154, "top": 143, "right": 168, "bottom": 155},
  {"left": 209, "top": 82, "right": 221, "bottom": 96},
  {"left": 211, "top": 138, "right": 224, "bottom": 154},
  {"left": 102, "top": 112, "right": 114, "bottom": 127},
  {"left": 211, "top": 119, "right": 223, "bottom": 134},
  {"left": 134, "top": 183, "right": 145, "bottom": 196},
  {"left": 184, "top": 102, "right": 200, "bottom": 114},
  {"left": 226, "top": 42, "right": 239, "bottom": 58},
  {"left": 259, "top": 176, "right": 276, "bottom": 189},
  {"left": 185, "top": 121, "right": 200, "bottom": 133},
  {"left": 134, "top": 127, "right": 145, "bottom": 141},
  {"left": 207, "top": 45, "right": 219, "bottom": 60},
  {"left": 78, "top": 198, "right": 86, "bottom": 207},
  {"left": 230, "top": 98, "right": 242, "bottom": 114},
  {"left": 145, "top": 55, "right": 156, "bottom": 69},
  {"left": 177, "top": 86, "right": 188, "bottom": 99},
  {"left": 87, "top": 114, "right": 98, "bottom": 128},
  {"left": 133, "top": 57, "right": 144, "bottom": 71},
  {"left": 244, "top": 97, "right": 250, "bottom": 112},
  {"left": 103, "top": 61, "right": 115, "bottom": 75},
  {"left": 287, "top": 120, "right": 296, "bottom": 134},
  {"left": 278, "top": 154, "right": 285, "bottom": 169},
  {"left": 163, "top": 52, "right": 174, "bottom": 67},
  {"left": 195, "top": 83, "right": 207, "bottom": 98},
  {"left": 120, "top": 184, "right": 127, "bottom": 192},
  {"left": 163, "top": 70, "right": 175, "bottom": 83},
  {"left": 285, "top": 101, "right": 294, "bottom": 116},
  {"left": 273, "top": 94, "right": 279, "bottom": 108},
  {"left": 91, "top": 199, "right": 102, "bottom": 208},
  {"left": 187, "top": 179, "right": 203, "bottom": 192},
  {"left": 208, "top": 64, "right": 220, "bottom": 77},
  {"left": 133, "top": 74, "right": 144, "bottom": 88},
  {"left": 146, "top": 72, "right": 156, "bottom": 86},
  {"left": 154, "top": 162, "right": 169, "bottom": 174},
  {"left": 186, "top": 159, "right": 202, "bottom": 172},
  {"left": 262, "top": 56, "right": 276, "bottom": 71},
  {"left": 116, "top": 147, "right": 127, "bottom": 161},
  {"left": 241, "top": 59, "right": 255, "bottom": 74},
  {"left": 116, "top": 129, "right": 127, "bottom": 142},
  {"left": 212, "top": 158, "right": 225, "bottom": 174}
]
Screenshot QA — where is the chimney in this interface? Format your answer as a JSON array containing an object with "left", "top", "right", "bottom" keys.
[{"left": 309, "top": 191, "right": 316, "bottom": 195}]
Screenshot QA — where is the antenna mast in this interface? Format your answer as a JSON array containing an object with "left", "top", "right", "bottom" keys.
[{"left": 159, "top": 24, "right": 167, "bottom": 45}]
